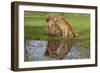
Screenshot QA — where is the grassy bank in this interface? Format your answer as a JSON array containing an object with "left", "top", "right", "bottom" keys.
[{"left": 24, "top": 12, "right": 90, "bottom": 49}]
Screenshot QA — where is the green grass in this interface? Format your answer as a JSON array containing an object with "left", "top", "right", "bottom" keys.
[{"left": 24, "top": 12, "right": 90, "bottom": 49}]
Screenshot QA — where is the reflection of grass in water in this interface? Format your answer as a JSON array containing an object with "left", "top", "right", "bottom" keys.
[
  {"left": 24, "top": 12, "right": 90, "bottom": 50},
  {"left": 24, "top": 53, "right": 29, "bottom": 62},
  {"left": 24, "top": 53, "right": 35, "bottom": 61}
]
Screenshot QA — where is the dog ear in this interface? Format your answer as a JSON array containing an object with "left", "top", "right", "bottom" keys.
[{"left": 45, "top": 16, "right": 51, "bottom": 22}]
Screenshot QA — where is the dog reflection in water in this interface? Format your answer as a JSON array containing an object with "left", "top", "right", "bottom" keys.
[{"left": 45, "top": 40, "right": 72, "bottom": 59}]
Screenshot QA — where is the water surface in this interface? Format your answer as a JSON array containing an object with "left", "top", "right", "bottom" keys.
[{"left": 24, "top": 40, "right": 90, "bottom": 61}]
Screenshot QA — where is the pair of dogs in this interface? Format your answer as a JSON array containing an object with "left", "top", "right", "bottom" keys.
[
  {"left": 45, "top": 16, "right": 76, "bottom": 59},
  {"left": 45, "top": 16, "right": 76, "bottom": 38}
]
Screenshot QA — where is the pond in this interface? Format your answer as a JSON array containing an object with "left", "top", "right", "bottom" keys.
[{"left": 24, "top": 40, "right": 90, "bottom": 61}]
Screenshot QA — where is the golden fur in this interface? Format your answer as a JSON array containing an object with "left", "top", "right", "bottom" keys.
[
  {"left": 53, "top": 16, "right": 76, "bottom": 38},
  {"left": 45, "top": 16, "right": 62, "bottom": 35}
]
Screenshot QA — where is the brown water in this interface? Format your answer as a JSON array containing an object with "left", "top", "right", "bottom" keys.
[{"left": 24, "top": 40, "right": 90, "bottom": 61}]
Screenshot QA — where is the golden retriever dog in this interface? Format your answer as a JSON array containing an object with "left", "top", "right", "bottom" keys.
[
  {"left": 53, "top": 16, "right": 76, "bottom": 38},
  {"left": 45, "top": 16, "right": 62, "bottom": 35}
]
